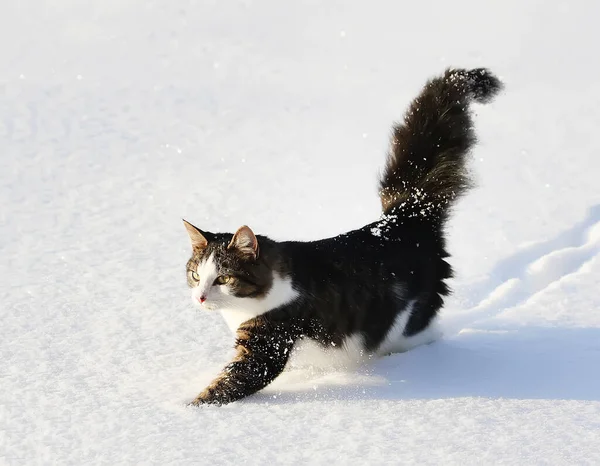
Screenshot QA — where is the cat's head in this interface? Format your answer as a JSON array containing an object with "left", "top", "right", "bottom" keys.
[{"left": 182, "top": 220, "right": 273, "bottom": 310}]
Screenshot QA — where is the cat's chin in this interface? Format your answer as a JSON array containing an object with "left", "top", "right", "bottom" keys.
[
  {"left": 200, "top": 300, "right": 230, "bottom": 311},
  {"left": 191, "top": 298, "right": 219, "bottom": 311}
]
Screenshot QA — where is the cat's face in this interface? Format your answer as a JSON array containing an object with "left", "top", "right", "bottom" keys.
[{"left": 183, "top": 221, "right": 273, "bottom": 311}]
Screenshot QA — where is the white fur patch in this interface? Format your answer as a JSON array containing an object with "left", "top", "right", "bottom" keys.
[
  {"left": 191, "top": 253, "right": 218, "bottom": 304},
  {"left": 287, "top": 334, "right": 369, "bottom": 370},
  {"left": 376, "top": 299, "right": 442, "bottom": 356}
]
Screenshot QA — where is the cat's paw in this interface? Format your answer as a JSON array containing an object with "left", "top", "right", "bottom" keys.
[
  {"left": 187, "top": 388, "right": 230, "bottom": 407},
  {"left": 186, "top": 397, "right": 206, "bottom": 407},
  {"left": 187, "top": 395, "right": 220, "bottom": 407}
]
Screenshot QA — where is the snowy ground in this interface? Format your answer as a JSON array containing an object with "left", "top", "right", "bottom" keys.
[{"left": 2, "top": 1, "right": 600, "bottom": 464}]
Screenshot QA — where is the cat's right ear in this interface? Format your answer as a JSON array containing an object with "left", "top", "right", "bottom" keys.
[{"left": 183, "top": 219, "right": 209, "bottom": 251}]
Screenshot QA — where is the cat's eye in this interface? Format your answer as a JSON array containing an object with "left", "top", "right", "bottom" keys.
[
  {"left": 215, "top": 275, "right": 231, "bottom": 285},
  {"left": 191, "top": 271, "right": 199, "bottom": 281}
]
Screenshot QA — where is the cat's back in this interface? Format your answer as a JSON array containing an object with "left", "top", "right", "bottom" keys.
[{"left": 279, "top": 217, "right": 443, "bottom": 276}]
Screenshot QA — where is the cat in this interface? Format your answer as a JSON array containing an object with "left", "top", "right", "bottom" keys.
[{"left": 183, "top": 67, "right": 502, "bottom": 405}]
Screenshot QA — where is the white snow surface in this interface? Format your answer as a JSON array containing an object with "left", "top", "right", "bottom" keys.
[{"left": 2, "top": 1, "right": 600, "bottom": 464}]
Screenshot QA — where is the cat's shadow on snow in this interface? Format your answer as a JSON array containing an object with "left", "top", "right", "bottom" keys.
[{"left": 248, "top": 325, "right": 600, "bottom": 404}]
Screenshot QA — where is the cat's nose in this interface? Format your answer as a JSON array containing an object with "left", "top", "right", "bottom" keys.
[{"left": 197, "top": 295, "right": 207, "bottom": 303}]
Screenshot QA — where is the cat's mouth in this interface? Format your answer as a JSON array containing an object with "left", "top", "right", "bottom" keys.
[
  {"left": 196, "top": 298, "right": 219, "bottom": 311},
  {"left": 192, "top": 296, "right": 218, "bottom": 311}
]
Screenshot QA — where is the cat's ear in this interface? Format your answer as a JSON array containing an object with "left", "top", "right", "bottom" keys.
[
  {"left": 183, "top": 219, "right": 209, "bottom": 251},
  {"left": 228, "top": 225, "right": 259, "bottom": 259}
]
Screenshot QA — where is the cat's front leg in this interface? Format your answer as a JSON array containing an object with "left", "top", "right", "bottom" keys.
[{"left": 189, "top": 315, "right": 299, "bottom": 406}]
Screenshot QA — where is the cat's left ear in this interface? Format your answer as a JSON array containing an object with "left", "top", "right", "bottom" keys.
[
  {"left": 228, "top": 225, "right": 259, "bottom": 259},
  {"left": 183, "top": 219, "right": 210, "bottom": 251}
]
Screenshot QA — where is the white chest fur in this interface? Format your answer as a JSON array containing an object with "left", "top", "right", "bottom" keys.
[
  {"left": 218, "top": 272, "right": 298, "bottom": 333},
  {"left": 219, "top": 307, "right": 261, "bottom": 333}
]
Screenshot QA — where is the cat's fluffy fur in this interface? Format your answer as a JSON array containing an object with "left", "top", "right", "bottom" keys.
[{"left": 183, "top": 68, "right": 503, "bottom": 405}]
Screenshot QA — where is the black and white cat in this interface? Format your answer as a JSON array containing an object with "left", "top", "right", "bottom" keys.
[{"left": 183, "top": 68, "right": 502, "bottom": 405}]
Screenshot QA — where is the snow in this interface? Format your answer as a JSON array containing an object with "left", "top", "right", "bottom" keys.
[{"left": 2, "top": 0, "right": 600, "bottom": 464}]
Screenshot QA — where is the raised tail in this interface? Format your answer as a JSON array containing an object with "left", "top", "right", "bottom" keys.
[{"left": 379, "top": 68, "right": 502, "bottom": 221}]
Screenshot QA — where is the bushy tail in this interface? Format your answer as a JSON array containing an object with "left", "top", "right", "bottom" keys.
[{"left": 379, "top": 67, "right": 502, "bottom": 221}]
